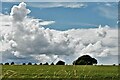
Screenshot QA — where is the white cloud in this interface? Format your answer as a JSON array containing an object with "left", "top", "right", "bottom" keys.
[
  {"left": 27, "top": 2, "right": 87, "bottom": 8},
  {"left": 0, "top": 2, "right": 118, "bottom": 64},
  {"left": 105, "top": 3, "right": 112, "bottom": 7},
  {"left": 10, "top": 2, "right": 31, "bottom": 22},
  {"left": 39, "top": 21, "right": 55, "bottom": 26},
  {"left": 95, "top": 25, "right": 109, "bottom": 38},
  {"left": 33, "top": 54, "right": 51, "bottom": 63},
  {"left": 98, "top": 49, "right": 110, "bottom": 57}
]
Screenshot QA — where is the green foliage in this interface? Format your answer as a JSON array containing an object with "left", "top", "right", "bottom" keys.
[
  {"left": 28, "top": 62, "right": 32, "bottom": 65},
  {"left": 39, "top": 63, "right": 42, "bottom": 65},
  {"left": 4, "top": 63, "right": 9, "bottom": 65},
  {"left": 11, "top": 62, "right": 14, "bottom": 65},
  {"left": 51, "top": 62, "right": 54, "bottom": 65},
  {"left": 73, "top": 55, "right": 97, "bottom": 65},
  {"left": 22, "top": 63, "right": 26, "bottom": 65},
  {"left": 43, "top": 62, "right": 49, "bottom": 65},
  {"left": 56, "top": 60, "right": 65, "bottom": 65}
]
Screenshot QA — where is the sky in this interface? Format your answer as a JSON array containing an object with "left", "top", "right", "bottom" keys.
[
  {"left": 1, "top": 2, "right": 118, "bottom": 30},
  {"left": 0, "top": 2, "right": 119, "bottom": 65}
]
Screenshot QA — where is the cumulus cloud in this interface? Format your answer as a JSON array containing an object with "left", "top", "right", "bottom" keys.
[
  {"left": 10, "top": 2, "right": 31, "bottom": 22},
  {"left": 95, "top": 25, "right": 109, "bottom": 38},
  {"left": 0, "top": 2, "right": 118, "bottom": 64}
]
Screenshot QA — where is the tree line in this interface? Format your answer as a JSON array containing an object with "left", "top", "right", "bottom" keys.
[
  {"left": 0, "top": 55, "right": 119, "bottom": 66},
  {"left": 0, "top": 60, "right": 65, "bottom": 65}
]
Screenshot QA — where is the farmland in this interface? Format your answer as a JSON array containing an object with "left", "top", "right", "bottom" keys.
[{"left": 0, "top": 65, "right": 119, "bottom": 80}]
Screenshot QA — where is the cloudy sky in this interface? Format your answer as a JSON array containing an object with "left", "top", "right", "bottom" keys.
[{"left": 0, "top": 1, "right": 119, "bottom": 65}]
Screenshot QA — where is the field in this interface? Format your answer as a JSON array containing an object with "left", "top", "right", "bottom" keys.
[{"left": 0, "top": 65, "right": 120, "bottom": 80}]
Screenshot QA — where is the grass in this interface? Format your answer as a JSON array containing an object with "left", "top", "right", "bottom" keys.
[{"left": 0, "top": 65, "right": 119, "bottom": 80}]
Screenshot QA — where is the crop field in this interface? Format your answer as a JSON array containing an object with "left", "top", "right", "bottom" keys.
[{"left": 0, "top": 65, "right": 120, "bottom": 80}]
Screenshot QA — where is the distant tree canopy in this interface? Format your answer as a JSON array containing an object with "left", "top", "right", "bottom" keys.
[
  {"left": 56, "top": 60, "right": 65, "bottom": 65},
  {"left": 5, "top": 63, "right": 9, "bottom": 65},
  {"left": 34, "top": 63, "right": 37, "bottom": 65},
  {"left": 22, "top": 63, "right": 26, "bottom": 65},
  {"left": 43, "top": 62, "right": 49, "bottom": 65},
  {"left": 73, "top": 55, "right": 97, "bottom": 65},
  {"left": 39, "top": 63, "right": 42, "bottom": 65},
  {"left": 11, "top": 62, "right": 14, "bottom": 65},
  {"left": 51, "top": 62, "right": 54, "bottom": 65},
  {"left": 2, "top": 55, "right": 98, "bottom": 65},
  {"left": 28, "top": 62, "right": 32, "bottom": 65}
]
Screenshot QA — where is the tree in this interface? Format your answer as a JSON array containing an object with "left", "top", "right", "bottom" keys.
[
  {"left": 43, "top": 62, "right": 49, "bottom": 65},
  {"left": 28, "top": 62, "right": 32, "bottom": 65},
  {"left": 34, "top": 63, "right": 37, "bottom": 65},
  {"left": 11, "top": 62, "right": 14, "bottom": 65},
  {"left": 73, "top": 55, "right": 97, "bottom": 65},
  {"left": 56, "top": 60, "right": 65, "bottom": 65},
  {"left": 22, "top": 63, "right": 26, "bottom": 65},
  {"left": 92, "top": 58, "right": 97, "bottom": 65},
  {"left": 39, "top": 63, "right": 42, "bottom": 65},
  {"left": 5, "top": 63, "right": 9, "bottom": 65},
  {"left": 51, "top": 62, "right": 54, "bottom": 65},
  {"left": 113, "top": 64, "right": 115, "bottom": 66}
]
